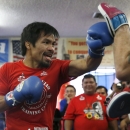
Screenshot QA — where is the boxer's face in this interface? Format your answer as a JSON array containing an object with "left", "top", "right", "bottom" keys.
[
  {"left": 82, "top": 78, "right": 97, "bottom": 95},
  {"left": 27, "top": 33, "right": 58, "bottom": 68}
]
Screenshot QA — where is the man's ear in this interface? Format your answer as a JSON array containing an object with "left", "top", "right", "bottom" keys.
[{"left": 25, "top": 42, "right": 31, "bottom": 49}]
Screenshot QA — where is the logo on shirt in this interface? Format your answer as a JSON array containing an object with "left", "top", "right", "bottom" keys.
[
  {"left": 20, "top": 79, "right": 52, "bottom": 115},
  {"left": 17, "top": 73, "right": 25, "bottom": 82},
  {"left": 40, "top": 71, "right": 48, "bottom": 76},
  {"left": 79, "top": 96, "right": 85, "bottom": 100},
  {"left": 96, "top": 95, "right": 102, "bottom": 100},
  {"left": 84, "top": 102, "right": 104, "bottom": 120}
]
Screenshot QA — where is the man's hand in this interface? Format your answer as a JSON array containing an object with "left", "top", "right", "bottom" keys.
[
  {"left": 87, "top": 22, "right": 113, "bottom": 58},
  {"left": 120, "top": 115, "right": 130, "bottom": 130},
  {"left": 112, "top": 83, "right": 123, "bottom": 93},
  {"left": 64, "top": 94, "right": 71, "bottom": 104},
  {"left": 5, "top": 76, "right": 43, "bottom": 107},
  {"left": 120, "top": 119, "right": 128, "bottom": 130}
]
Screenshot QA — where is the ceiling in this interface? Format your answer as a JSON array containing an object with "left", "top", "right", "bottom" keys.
[{"left": 0, "top": 0, "right": 129, "bottom": 37}]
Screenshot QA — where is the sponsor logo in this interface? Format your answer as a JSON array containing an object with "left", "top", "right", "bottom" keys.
[
  {"left": 40, "top": 71, "right": 48, "bottom": 76},
  {"left": 79, "top": 96, "right": 85, "bottom": 100},
  {"left": 17, "top": 73, "right": 25, "bottom": 82},
  {"left": 96, "top": 95, "right": 102, "bottom": 100}
]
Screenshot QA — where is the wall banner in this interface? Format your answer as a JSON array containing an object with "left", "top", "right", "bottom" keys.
[
  {"left": 60, "top": 38, "right": 114, "bottom": 67},
  {"left": 0, "top": 39, "right": 9, "bottom": 63}
]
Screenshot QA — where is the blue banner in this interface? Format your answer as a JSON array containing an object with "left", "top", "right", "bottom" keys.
[{"left": 0, "top": 39, "right": 9, "bottom": 63}]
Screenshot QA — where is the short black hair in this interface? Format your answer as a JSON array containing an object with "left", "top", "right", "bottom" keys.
[
  {"left": 96, "top": 86, "right": 108, "bottom": 94},
  {"left": 82, "top": 74, "right": 96, "bottom": 82},
  {"left": 65, "top": 85, "right": 76, "bottom": 92},
  {"left": 21, "top": 22, "right": 59, "bottom": 56}
]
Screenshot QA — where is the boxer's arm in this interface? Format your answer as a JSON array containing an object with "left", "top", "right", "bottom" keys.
[
  {"left": 113, "top": 25, "right": 130, "bottom": 81},
  {"left": 0, "top": 96, "right": 9, "bottom": 112},
  {"left": 97, "top": 3, "right": 130, "bottom": 80},
  {"left": 69, "top": 56, "right": 102, "bottom": 77},
  {"left": 68, "top": 22, "right": 113, "bottom": 77}
]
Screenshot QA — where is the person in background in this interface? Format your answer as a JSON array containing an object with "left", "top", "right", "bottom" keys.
[
  {"left": 60, "top": 85, "right": 76, "bottom": 117},
  {"left": 96, "top": 85, "right": 108, "bottom": 96},
  {"left": 64, "top": 74, "right": 118, "bottom": 130}
]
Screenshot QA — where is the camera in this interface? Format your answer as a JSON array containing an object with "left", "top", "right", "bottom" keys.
[
  {"left": 116, "top": 82, "right": 124, "bottom": 89},
  {"left": 104, "top": 97, "right": 111, "bottom": 106}
]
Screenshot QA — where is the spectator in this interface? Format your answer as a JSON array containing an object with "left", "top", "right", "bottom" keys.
[
  {"left": 60, "top": 85, "right": 76, "bottom": 117},
  {"left": 96, "top": 86, "right": 108, "bottom": 96},
  {"left": 64, "top": 74, "right": 118, "bottom": 130}
]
